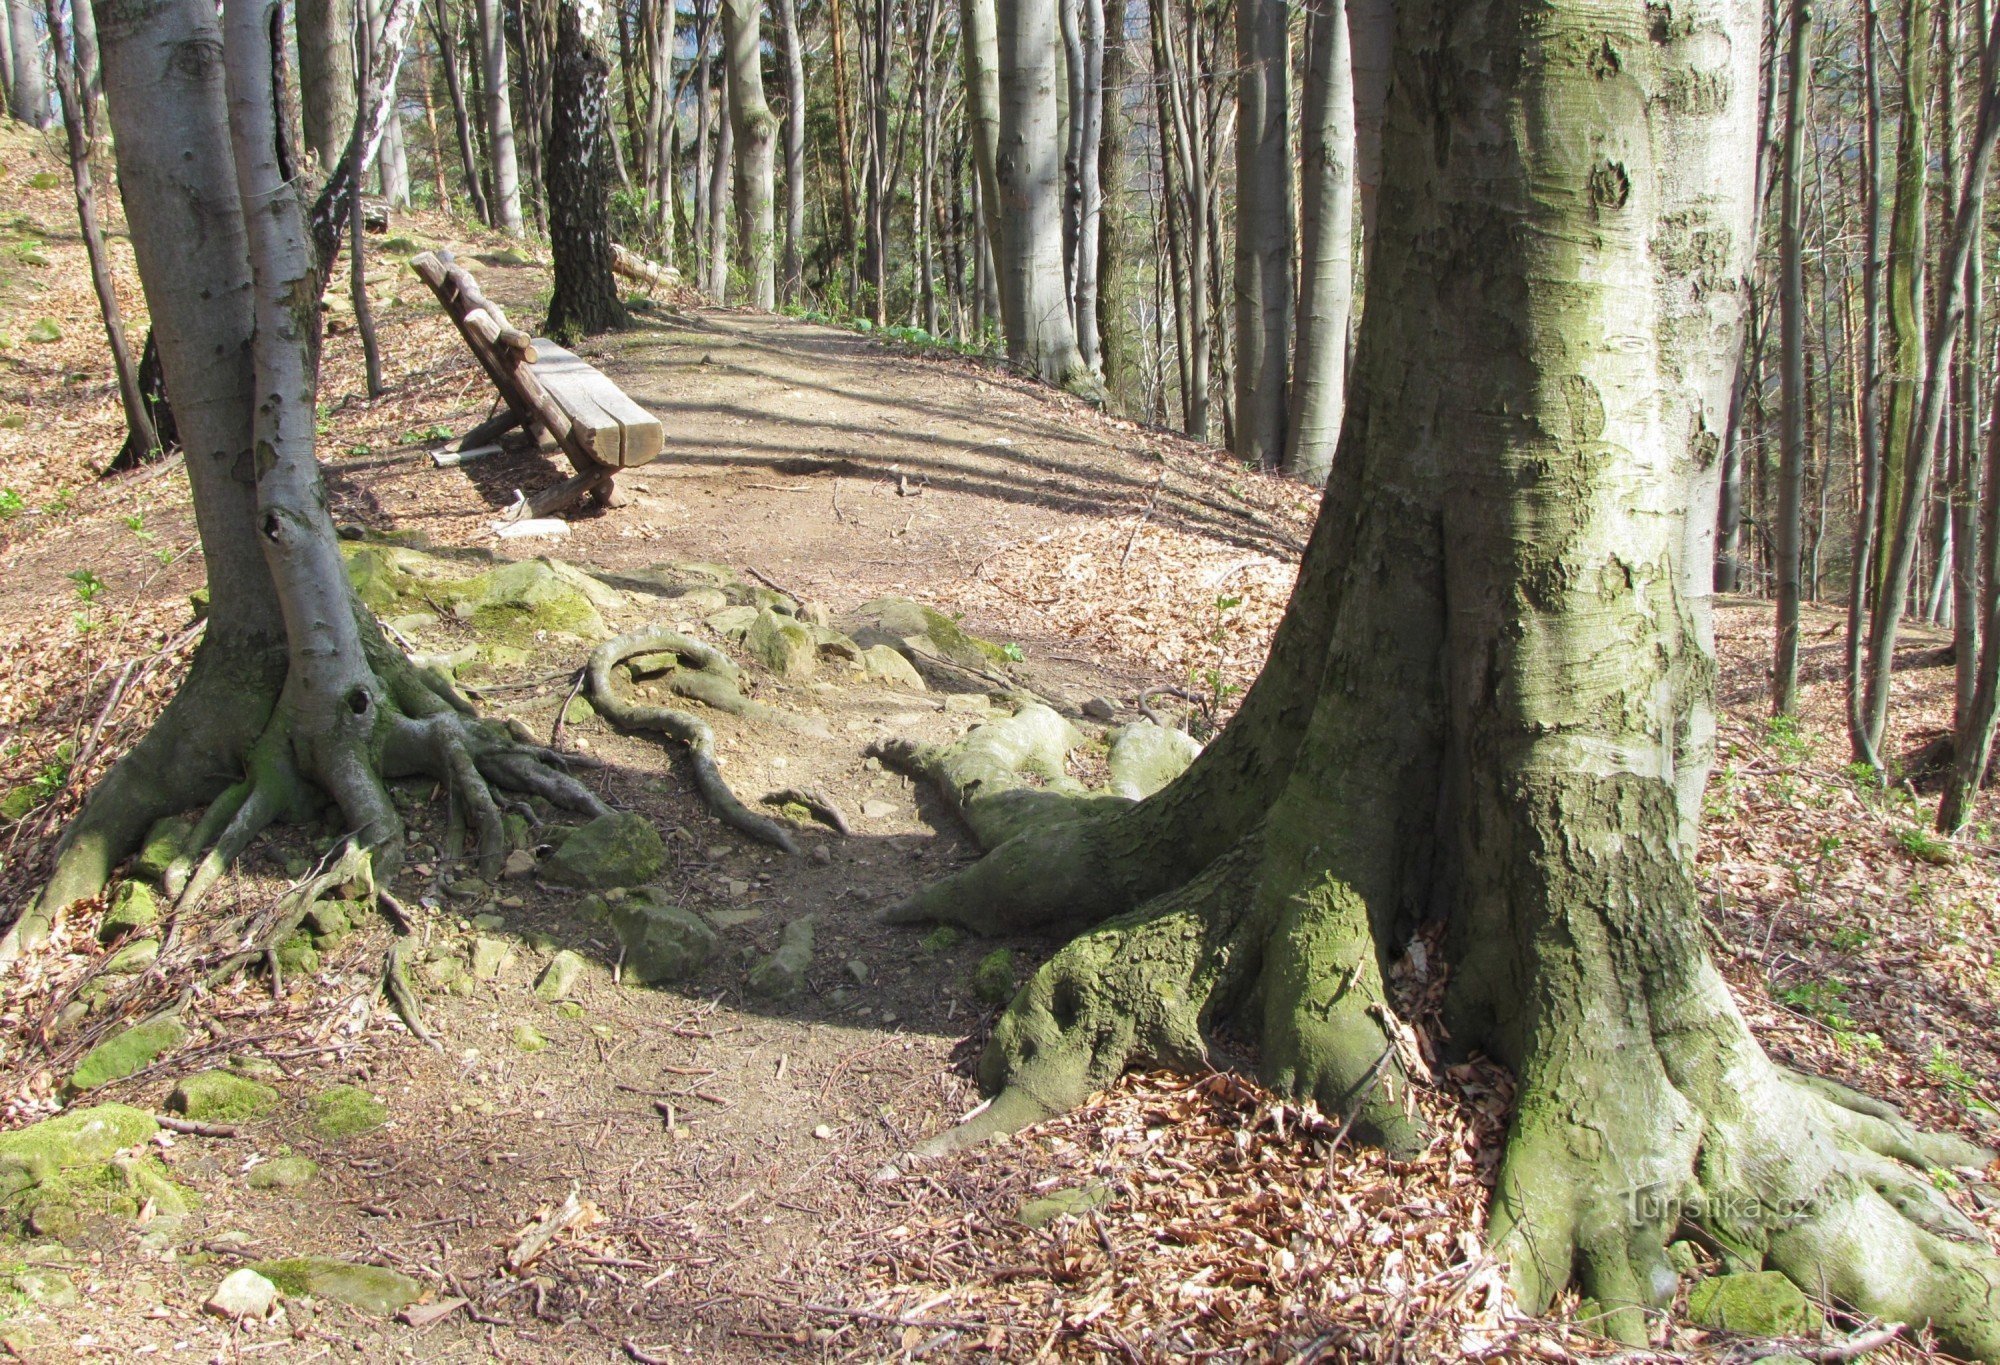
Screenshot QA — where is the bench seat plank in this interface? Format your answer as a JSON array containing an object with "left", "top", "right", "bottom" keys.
[{"left": 528, "top": 339, "right": 665, "bottom": 469}]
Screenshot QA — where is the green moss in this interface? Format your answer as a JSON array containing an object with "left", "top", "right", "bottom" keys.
[
  {"left": 132, "top": 815, "right": 197, "bottom": 884},
  {"left": 100, "top": 881, "right": 160, "bottom": 940},
  {"left": 273, "top": 934, "right": 319, "bottom": 977},
  {"left": 67, "top": 1016, "right": 186, "bottom": 1093},
  {"left": 306, "top": 1085, "right": 386, "bottom": 1141},
  {"left": 250, "top": 1258, "right": 422, "bottom": 1316},
  {"left": 972, "top": 949, "right": 1017, "bottom": 1005},
  {"left": 245, "top": 1157, "right": 318, "bottom": 1191},
  {"left": 542, "top": 812, "right": 665, "bottom": 889},
  {"left": 0, "top": 1105, "right": 186, "bottom": 1244},
  {"left": 166, "top": 1071, "right": 280, "bottom": 1124}
]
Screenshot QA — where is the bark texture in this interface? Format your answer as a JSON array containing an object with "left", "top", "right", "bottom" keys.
[
  {"left": 6, "top": 0, "right": 50, "bottom": 126},
  {"left": 882, "top": 1, "right": 2000, "bottom": 1352},
  {"left": 1231, "top": 0, "right": 1289, "bottom": 466},
  {"left": 475, "top": 0, "right": 524, "bottom": 232},
  {"left": 297, "top": 0, "right": 357, "bottom": 172},
  {"left": 1284, "top": 0, "right": 1354, "bottom": 487},
  {"left": 721, "top": 0, "right": 777, "bottom": 309},
  {"left": 545, "top": 0, "right": 627, "bottom": 341}
]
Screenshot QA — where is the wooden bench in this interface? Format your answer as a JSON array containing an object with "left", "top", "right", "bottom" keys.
[{"left": 410, "top": 250, "right": 664, "bottom": 517}]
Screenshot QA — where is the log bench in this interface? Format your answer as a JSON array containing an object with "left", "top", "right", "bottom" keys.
[{"left": 410, "top": 249, "right": 663, "bottom": 518}]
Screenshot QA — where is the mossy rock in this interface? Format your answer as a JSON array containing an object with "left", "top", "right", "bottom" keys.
[
  {"left": 0, "top": 1104, "right": 187, "bottom": 1244},
  {"left": 101, "top": 939, "right": 159, "bottom": 976},
  {"left": 167, "top": 1071, "right": 280, "bottom": 1124},
  {"left": 1017, "top": 1183, "right": 1112, "bottom": 1228},
  {"left": 67, "top": 1016, "right": 186, "bottom": 1093},
  {"left": 23, "top": 319, "right": 59, "bottom": 345},
  {"left": 302, "top": 898, "right": 354, "bottom": 944},
  {"left": 306, "top": 1085, "right": 386, "bottom": 1141},
  {"left": 534, "top": 949, "right": 588, "bottom": 1001},
  {"left": 245, "top": 1157, "right": 318, "bottom": 1191},
  {"left": 273, "top": 933, "right": 320, "bottom": 977},
  {"left": 845, "top": 598, "right": 1012, "bottom": 670},
  {"left": 1106, "top": 722, "right": 1202, "bottom": 801},
  {"left": 542, "top": 811, "right": 665, "bottom": 889},
  {"left": 512, "top": 1023, "right": 548, "bottom": 1052},
  {"left": 747, "top": 609, "right": 817, "bottom": 678},
  {"left": 0, "top": 786, "right": 37, "bottom": 823},
  {"left": 1, "top": 1266, "right": 75, "bottom": 1307},
  {"left": 971, "top": 949, "right": 1017, "bottom": 1005},
  {"left": 341, "top": 545, "right": 615, "bottom": 647},
  {"left": 251, "top": 1257, "right": 422, "bottom": 1316},
  {"left": 746, "top": 916, "right": 815, "bottom": 998},
  {"left": 100, "top": 881, "right": 161, "bottom": 942},
  {"left": 1686, "top": 1270, "right": 1824, "bottom": 1337},
  {"left": 132, "top": 814, "right": 197, "bottom": 884},
  {"left": 601, "top": 888, "right": 719, "bottom": 985},
  {"left": 860, "top": 644, "right": 927, "bottom": 691}
]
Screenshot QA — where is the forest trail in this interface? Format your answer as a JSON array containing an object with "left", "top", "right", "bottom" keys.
[{"left": 1, "top": 130, "right": 1998, "bottom": 1362}]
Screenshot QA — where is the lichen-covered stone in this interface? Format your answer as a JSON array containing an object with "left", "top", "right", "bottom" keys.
[
  {"left": 534, "top": 949, "right": 588, "bottom": 1001},
  {"left": 563, "top": 693, "right": 596, "bottom": 725},
  {"left": 206, "top": 1268, "right": 279, "bottom": 1319},
  {"left": 705, "top": 605, "right": 759, "bottom": 640},
  {"left": 67, "top": 1015, "right": 186, "bottom": 1093},
  {"left": 132, "top": 815, "right": 197, "bottom": 884},
  {"left": 306, "top": 1085, "right": 386, "bottom": 1141},
  {"left": 0, "top": 1105, "right": 186, "bottom": 1243},
  {"left": 542, "top": 812, "right": 665, "bottom": 889},
  {"left": 101, "top": 939, "right": 159, "bottom": 975},
  {"left": 245, "top": 1157, "right": 318, "bottom": 1191},
  {"left": 845, "top": 598, "right": 1011, "bottom": 670},
  {"left": 100, "top": 881, "right": 161, "bottom": 940},
  {"left": 972, "top": 949, "right": 1017, "bottom": 1005},
  {"left": 512, "top": 1023, "right": 548, "bottom": 1052},
  {"left": 273, "top": 934, "right": 319, "bottom": 977},
  {"left": 343, "top": 546, "right": 615, "bottom": 648},
  {"left": 1106, "top": 722, "right": 1202, "bottom": 800},
  {"left": 1686, "top": 1270, "right": 1824, "bottom": 1337},
  {"left": 470, "top": 937, "right": 513, "bottom": 981},
  {"left": 860, "top": 645, "right": 926, "bottom": 691},
  {"left": 603, "top": 888, "right": 720, "bottom": 985},
  {"left": 168, "top": 1070, "right": 280, "bottom": 1124},
  {"left": 4, "top": 1267, "right": 76, "bottom": 1307},
  {"left": 746, "top": 916, "right": 815, "bottom": 998},
  {"left": 251, "top": 1257, "right": 422, "bottom": 1316},
  {"left": 1017, "top": 1183, "right": 1112, "bottom": 1228},
  {"left": 747, "top": 608, "right": 817, "bottom": 679},
  {"left": 302, "top": 898, "right": 353, "bottom": 944}
]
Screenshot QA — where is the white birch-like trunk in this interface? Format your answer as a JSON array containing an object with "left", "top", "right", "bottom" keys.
[
  {"left": 721, "top": 0, "right": 776, "bottom": 309},
  {"left": 6, "top": 0, "right": 50, "bottom": 127},
  {"left": 1283, "top": 0, "right": 1354, "bottom": 486},
  {"left": 475, "top": 0, "right": 524, "bottom": 232}
]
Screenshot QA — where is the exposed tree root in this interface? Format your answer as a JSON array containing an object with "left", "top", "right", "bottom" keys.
[{"left": 587, "top": 629, "right": 800, "bottom": 854}]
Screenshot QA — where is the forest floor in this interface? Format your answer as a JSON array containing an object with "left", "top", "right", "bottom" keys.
[{"left": 0, "top": 123, "right": 1996, "bottom": 1363}]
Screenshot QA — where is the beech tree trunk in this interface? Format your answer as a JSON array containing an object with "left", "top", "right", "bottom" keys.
[
  {"left": 1094, "top": 0, "right": 1139, "bottom": 412},
  {"left": 431, "top": 0, "right": 492, "bottom": 224},
  {"left": 721, "top": 0, "right": 777, "bottom": 309},
  {"left": 993, "top": 0, "right": 1096, "bottom": 393},
  {"left": 298, "top": 0, "right": 358, "bottom": 172},
  {"left": 1284, "top": 0, "right": 1354, "bottom": 486},
  {"left": 1772, "top": 0, "right": 1811, "bottom": 715},
  {"left": 776, "top": 0, "right": 806, "bottom": 301},
  {"left": 475, "top": 0, "right": 524, "bottom": 232},
  {"left": 353, "top": 0, "right": 386, "bottom": 396},
  {"left": 545, "top": 0, "right": 626, "bottom": 340},
  {"left": 876, "top": 1, "right": 2000, "bottom": 1354},
  {"left": 706, "top": 60, "right": 733, "bottom": 299},
  {"left": 1231, "top": 0, "right": 1289, "bottom": 467},
  {"left": 6, "top": 0, "right": 50, "bottom": 127}
]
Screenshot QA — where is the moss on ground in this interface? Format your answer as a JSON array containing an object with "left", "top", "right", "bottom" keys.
[{"left": 306, "top": 1085, "right": 386, "bottom": 1141}]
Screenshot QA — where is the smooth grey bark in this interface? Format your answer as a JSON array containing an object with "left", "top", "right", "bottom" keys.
[
  {"left": 1, "top": 0, "right": 13, "bottom": 101},
  {"left": 298, "top": 0, "right": 357, "bottom": 171},
  {"left": 430, "top": 0, "right": 491, "bottom": 224},
  {"left": 706, "top": 60, "right": 732, "bottom": 299},
  {"left": 1845, "top": 0, "right": 1889, "bottom": 767},
  {"left": 352, "top": 0, "right": 385, "bottom": 396},
  {"left": 776, "top": 0, "right": 805, "bottom": 300},
  {"left": 960, "top": 0, "right": 1004, "bottom": 274},
  {"left": 1070, "top": 0, "right": 1104, "bottom": 372},
  {"left": 1772, "top": 0, "right": 1810, "bottom": 716},
  {"left": 721, "top": 0, "right": 776, "bottom": 309},
  {"left": 1151, "top": 0, "right": 1208, "bottom": 436},
  {"left": 1231, "top": 0, "right": 1289, "bottom": 466},
  {"left": 68, "top": 0, "right": 96, "bottom": 127},
  {"left": 1344, "top": 0, "right": 1389, "bottom": 260},
  {"left": 1095, "top": 0, "right": 1139, "bottom": 411},
  {"left": 1284, "top": 0, "right": 1354, "bottom": 486},
  {"left": 474, "top": 0, "right": 523, "bottom": 232},
  {"left": 44, "top": 0, "right": 152, "bottom": 463},
  {"left": 6, "top": 0, "right": 49, "bottom": 126},
  {"left": 993, "top": 0, "right": 1094, "bottom": 392}
]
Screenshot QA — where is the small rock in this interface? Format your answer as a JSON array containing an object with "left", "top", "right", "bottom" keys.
[
  {"left": 972, "top": 949, "right": 1017, "bottom": 1005},
  {"left": 445, "top": 877, "right": 488, "bottom": 901},
  {"left": 860, "top": 799, "right": 896, "bottom": 820},
  {"left": 810, "top": 845, "right": 833, "bottom": 865},
  {"left": 67, "top": 1015, "right": 186, "bottom": 1093},
  {"left": 704, "top": 907, "right": 765, "bottom": 930},
  {"left": 747, "top": 607, "right": 818, "bottom": 679},
  {"left": 845, "top": 958, "right": 870, "bottom": 985},
  {"left": 800, "top": 600, "right": 833, "bottom": 628},
  {"left": 604, "top": 888, "right": 720, "bottom": 985},
  {"left": 812, "top": 1124, "right": 834, "bottom": 1140},
  {"left": 705, "top": 605, "right": 759, "bottom": 640},
  {"left": 501, "top": 848, "right": 536, "bottom": 880},
  {"left": 100, "top": 881, "right": 161, "bottom": 940},
  {"left": 943, "top": 692, "right": 991, "bottom": 715},
  {"left": 1017, "top": 1183, "right": 1112, "bottom": 1228},
  {"left": 726, "top": 878, "right": 751, "bottom": 899},
  {"left": 245, "top": 1156, "right": 319, "bottom": 1190},
  {"left": 7, "top": 1268, "right": 76, "bottom": 1308},
  {"left": 534, "top": 949, "right": 588, "bottom": 1001},
  {"left": 1081, "top": 697, "right": 1118, "bottom": 721},
  {"left": 920, "top": 926, "right": 962, "bottom": 952},
  {"left": 206, "top": 1269, "right": 279, "bottom": 1321},
  {"left": 1107, "top": 721, "right": 1203, "bottom": 800},
  {"left": 306, "top": 1084, "right": 387, "bottom": 1141},
  {"left": 512, "top": 1023, "right": 548, "bottom": 1052},
  {"left": 555, "top": 1000, "right": 585, "bottom": 1020},
  {"left": 472, "top": 913, "right": 507, "bottom": 930},
  {"left": 420, "top": 954, "right": 465, "bottom": 989},
  {"left": 167, "top": 1070, "right": 280, "bottom": 1123},
  {"left": 470, "top": 937, "right": 513, "bottom": 981},
  {"left": 251, "top": 1258, "right": 422, "bottom": 1317},
  {"left": 131, "top": 815, "right": 197, "bottom": 885},
  {"left": 861, "top": 644, "right": 927, "bottom": 691},
  {"left": 102, "top": 937, "right": 160, "bottom": 975},
  {"left": 563, "top": 693, "right": 596, "bottom": 725},
  {"left": 746, "top": 916, "right": 816, "bottom": 998}
]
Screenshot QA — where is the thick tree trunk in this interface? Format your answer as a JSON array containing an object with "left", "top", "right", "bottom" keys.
[
  {"left": 545, "top": 0, "right": 626, "bottom": 340},
  {"left": 1772, "top": 0, "right": 1811, "bottom": 715},
  {"left": 1231, "top": 0, "right": 1289, "bottom": 467},
  {"left": 6, "top": 0, "right": 50, "bottom": 126},
  {"left": 1876, "top": 0, "right": 1932, "bottom": 612},
  {"left": 298, "top": 0, "right": 358, "bottom": 173},
  {"left": 993, "top": 0, "right": 1095, "bottom": 393},
  {"left": 721, "top": 0, "right": 777, "bottom": 309},
  {"left": 877, "top": 1, "right": 2000, "bottom": 1353},
  {"left": 45, "top": 0, "right": 153, "bottom": 465},
  {"left": 1343, "top": 0, "right": 1389, "bottom": 261},
  {"left": 960, "top": 0, "right": 1004, "bottom": 277},
  {"left": 1283, "top": 0, "right": 1354, "bottom": 487},
  {"left": 776, "top": 0, "right": 806, "bottom": 301},
  {"left": 1094, "top": 0, "right": 1139, "bottom": 413},
  {"left": 475, "top": 0, "right": 524, "bottom": 232}
]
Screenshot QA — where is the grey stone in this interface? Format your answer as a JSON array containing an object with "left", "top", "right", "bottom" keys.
[
  {"left": 1686, "top": 1271, "right": 1824, "bottom": 1337},
  {"left": 1081, "top": 697, "right": 1118, "bottom": 721},
  {"left": 534, "top": 949, "right": 588, "bottom": 1001},
  {"left": 1017, "top": 1183, "right": 1112, "bottom": 1228},
  {"left": 206, "top": 1269, "right": 279, "bottom": 1320},
  {"left": 246, "top": 1157, "right": 319, "bottom": 1190},
  {"left": 604, "top": 888, "right": 720, "bottom": 985},
  {"left": 101, "top": 880, "right": 162, "bottom": 940},
  {"left": 1106, "top": 721, "right": 1203, "bottom": 800},
  {"left": 470, "top": 937, "right": 513, "bottom": 980},
  {"left": 542, "top": 812, "right": 666, "bottom": 889},
  {"left": 748, "top": 607, "right": 818, "bottom": 679},
  {"left": 860, "top": 645, "right": 927, "bottom": 691},
  {"left": 747, "top": 916, "right": 816, "bottom": 998}
]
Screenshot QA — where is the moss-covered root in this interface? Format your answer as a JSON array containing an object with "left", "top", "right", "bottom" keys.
[
  {"left": 1490, "top": 1012, "right": 2000, "bottom": 1357},
  {"left": 587, "top": 631, "right": 799, "bottom": 855},
  {"left": 869, "top": 704, "right": 1118, "bottom": 852}
]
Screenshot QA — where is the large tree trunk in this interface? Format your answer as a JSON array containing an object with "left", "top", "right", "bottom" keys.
[
  {"left": 1231, "top": 0, "right": 1289, "bottom": 467},
  {"left": 6, "top": 0, "right": 50, "bottom": 126},
  {"left": 1283, "top": 0, "right": 1354, "bottom": 487},
  {"left": 475, "top": 0, "right": 524, "bottom": 232},
  {"left": 1772, "top": 0, "right": 1811, "bottom": 714},
  {"left": 992, "top": 0, "right": 1095, "bottom": 394},
  {"left": 298, "top": 0, "right": 358, "bottom": 173},
  {"left": 875, "top": 0, "right": 2000, "bottom": 1353},
  {"left": 545, "top": 0, "right": 626, "bottom": 340},
  {"left": 721, "top": 0, "right": 777, "bottom": 309}
]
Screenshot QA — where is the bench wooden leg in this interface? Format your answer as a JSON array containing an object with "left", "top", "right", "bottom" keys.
[
  {"left": 460, "top": 409, "right": 526, "bottom": 450},
  {"left": 519, "top": 467, "right": 612, "bottom": 520}
]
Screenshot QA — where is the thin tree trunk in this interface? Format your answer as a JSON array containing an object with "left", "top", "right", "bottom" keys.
[
  {"left": 69, "top": 0, "right": 98, "bottom": 132},
  {"left": 1284, "top": 0, "right": 1354, "bottom": 487},
  {"left": 1231, "top": 0, "right": 1289, "bottom": 466},
  {"left": 432, "top": 0, "right": 492, "bottom": 223},
  {"left": 961, "top": 0, "right": 1004, "bottom": 307},
  {"left": 546, "top": 0, "right": 627, "bottom": 339},
  {"left": 416, "top": 46, "right": 451, "bottom": 205},
  {"left": 1876, "top": 0, "right": 1933, "bottom": 611},
  {"left": 693, "top": 0, "right": 714, "bottom": 280},
  {"left": 1950, "top": 0, "right": 1989, "bottom": 743},
  {"left": 777, "top": 0, "right": 806, "bottom": 301},
  {"left": 1343, "top": 0, "right": 1389, "bottom": 262},
  {"left": 1846, "top": 0, "right": 1890, "bottom": 768},
  {"left": 722, "top": 0, "right": 776, "bottom": 309},
  {"left": 45, "top": 0, "right": 153, "bottom": 463},
  {"left": 1070, "top": 0, "right": 1103, "bottom": 371},
  {"left": 828, "top": 0, "right": 860, "bottom": 302},
  {"left": 1095, "top": 0, "right": 1139, "bottom": 412},
  {"left": 353, "top": 0, "right": 386, "bottom": 397},
  {"left": 475, "top": 0, "right": 524, "bottom": 231},
  {"left": 707, "top": 59, "right": 732, "bottom": 299},
  {"left": 1773, "top": 0, "right": 1811, "bottom": 716}
]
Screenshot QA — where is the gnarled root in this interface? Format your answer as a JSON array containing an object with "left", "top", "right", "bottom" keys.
[
  {"left": 1489, "top": 956, "right": 2000, "bottom": 1356},
  {"left": 920, "top": 834, "right": 1422, "bottom": 1160},
  {"left": 587, "top": 629, "right": 798, "bottom": 854}
]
